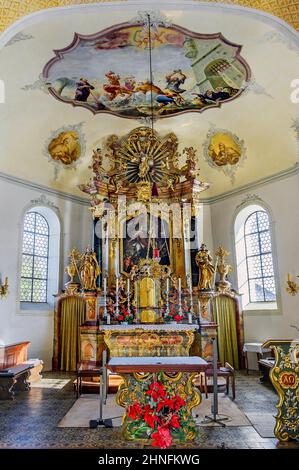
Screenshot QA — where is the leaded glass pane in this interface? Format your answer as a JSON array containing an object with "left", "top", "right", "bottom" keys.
[
  {"left": 20, "top": 211, "right": 49, "bottom": 303},
  {"left": 247, "top": 256, "right": 262, "bottom": 278},
  {"left": 261, "top": 253, "right": 274, "bottom": 277},
  {"left": 249, "top": 279, "right": 264, "bottom": 302},
  {"left": 260, "top": 231, "right": 271, "bottom": 254},
  {"left": 245, "top": 233, "right": 259, "bottom": 256},
  {"left": 23, "top": 212, "right": 35, "bottom": 232},
  {"left": 20, "top": 278, "right": 32, "bottom": 302},
  {"left": 21, "top": 255, "right": 33, "bottom": 278},
  {"left": 32, "top": 280, "right": 47, "bottom": 303},
  {"left": 34, "top": 256, "right": 48, "bottom": 279},
  {"left": 34, "top": 234, "right": 48, "bottom": 256},
  {"left": 257, "top": 211, "right": 269, "bottom": 230},
  {"left": 35, "top": 213, "right": 49, "bottom": 235},
  {"left": 244, "top": 210, "right": 277, "bottom": 303},
  {"left": 245, "top": 212, "right": 258, "bottom": 235},
  {"left": 264, "top": 277, "right": 276, "bottom": 301},
  {"left": 22, "top": 232, "right": 34, "bottom": 255}
]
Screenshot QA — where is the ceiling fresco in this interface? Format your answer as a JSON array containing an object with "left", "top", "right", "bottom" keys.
[{"left": 43, "top": 22, "right": 250, "bottom": 119}]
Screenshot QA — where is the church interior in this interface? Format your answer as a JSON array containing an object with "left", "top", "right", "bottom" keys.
[{"left": 0, "top": 0, "right": 299, "bottom": 452}]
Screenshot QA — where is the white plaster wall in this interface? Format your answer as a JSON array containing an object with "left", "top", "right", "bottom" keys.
[
  {"left": 0, "top": 178, "right": 92, "bottom": 369},
  {"left": 210, "top": 173, "right": 299, "bottom": 364}
]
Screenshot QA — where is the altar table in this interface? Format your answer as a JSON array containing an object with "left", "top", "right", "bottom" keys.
[{"left": 107, "top": 356, "right": 208, "bottom": 444}]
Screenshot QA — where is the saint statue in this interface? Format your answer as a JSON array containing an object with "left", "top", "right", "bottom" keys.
[
  {"left": 79, "top": 248, "right": 100, "bottom": 291},
  {"left": 195, "top": 243, "right": 215, "bottom": 290}
]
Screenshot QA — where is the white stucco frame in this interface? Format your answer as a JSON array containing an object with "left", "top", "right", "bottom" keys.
[
  {"left": 16, "top": 194, "right": 64, "bottom": 316},
  {"left": 230, "top": 194, "right": 282, "bottom": 316}
]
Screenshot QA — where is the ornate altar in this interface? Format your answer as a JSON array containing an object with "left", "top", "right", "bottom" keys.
[
  {"left": 262, "top": 339, "right": 299, "bottom": 442},
  {"left": 108, "top": 355, "right": 207, "bottom": 444}
]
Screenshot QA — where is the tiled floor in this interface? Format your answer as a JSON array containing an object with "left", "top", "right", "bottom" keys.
[{"left": 0, "top": 371, "right": 297, "bottom": 449}]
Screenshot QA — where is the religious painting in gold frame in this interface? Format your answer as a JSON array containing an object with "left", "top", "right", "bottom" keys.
[{"left": 119, "top": 213, "right": 173, "bottom": 276}]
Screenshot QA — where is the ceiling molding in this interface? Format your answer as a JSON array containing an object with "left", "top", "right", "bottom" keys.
[
  {"left": 1, "top": 162, "right": 298, "bottom": 207},
  {"left": 200, "top": 161, "right": 299, "bottom": 204},
  {"left": 0, "top": 1, "right": 299, "bottom": 39},
  {"left": 0, "top": 171, "right": 89, "bottom": 206}
]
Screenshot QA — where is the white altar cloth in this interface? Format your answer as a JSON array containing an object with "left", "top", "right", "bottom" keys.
[
  {"left": 99, "top": 324, "right": 197, "bottom": 331},
  {"left": 108, "top": 356, "right": 207, "bottom": 366},
  {"left": 243, "top": 342, "right": 271, "bottom": 354}
]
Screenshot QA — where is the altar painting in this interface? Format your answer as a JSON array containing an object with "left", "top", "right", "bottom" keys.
[
  {"left": 121, "top": 215, "right": 171, "bottom": 274},
  {"left": 43, "top": 23, "right": 250, "bottom": 119}
]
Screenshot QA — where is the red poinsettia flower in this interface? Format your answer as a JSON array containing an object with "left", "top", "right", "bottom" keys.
[
  {"left": 145, "top": 381, "right": 166, "bottom": 402},
  {"left": 151, "top": 426, "right": 172, "bottom": 449},
  {"left": 173, "top": 395, "right": 186, "bottom": 411},
  {"left": 174, "top": 314, "right": 184, "bottom": 322},
  {"left": 144, "top": 411, "right": 159, "bottom": 429},
  {"left": 127, "top": 403, "right": 142, "bottom": 420},
  {"left": 169, "top": 414, "right": 180, "bottom": 428},
  {"left": 157, "top": 397, "right": 176, "bottom": 412},
  {"left": 118, "top": 315, "right": 124, "bottom": 321}
]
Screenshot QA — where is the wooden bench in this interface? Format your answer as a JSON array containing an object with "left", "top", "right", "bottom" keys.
[{"left": 0, "top": 363, "right": 33, "bottom": 400}]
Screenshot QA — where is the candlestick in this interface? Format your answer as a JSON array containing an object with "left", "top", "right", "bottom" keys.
[
  {"left": 103, "top": 277, "right": 108, "bottom": 321},
  {"left": 165, "top": 277, "right": 170, "bottom": 318},
  {"left": 127, "top": 277, "right": 131, "bottom": 315},
  {"left": 178, "top": 277, "right": 183, "bottom": 317},
  {"left": 115, "top": 276, "right": 120, "bottom": 317}
]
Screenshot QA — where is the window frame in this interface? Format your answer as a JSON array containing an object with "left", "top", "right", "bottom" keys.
[
  {"left": 233, "top": 201, "right": 280, "bottom": 314},
  {"left": 244, "top": 210, "right": 277, "bottom": 304},
  {"left": 20, "top": 211, "right": 50, "bottom": 304},
  {"left": 17, "top": 203, "right": 61, "bottom": 315}
]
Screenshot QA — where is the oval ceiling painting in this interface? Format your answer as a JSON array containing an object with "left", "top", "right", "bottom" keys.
[{"left": 43, "top": 22, "right": 251, "bottom": 119}]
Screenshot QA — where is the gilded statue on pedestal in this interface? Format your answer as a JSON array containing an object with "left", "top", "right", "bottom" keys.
[
  {"left": 215, "top": 245, "right": 233, "bottom": 292},
  {"left": 79, "top": 248, "right": 100, "bottom": 291},
  {"left": 195, "top": 243, "right": 215, "bottom": 290},
  {"left": 65, "top": 247, "right": 100, "bottom": 291}
]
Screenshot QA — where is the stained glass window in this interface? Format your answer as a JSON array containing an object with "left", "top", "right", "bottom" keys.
[
  {"left": 20, "top": 212, "right": 49, "bottom": 303},
  {"left": 244, "top": 210, "right": 276, "bottom": 303}
]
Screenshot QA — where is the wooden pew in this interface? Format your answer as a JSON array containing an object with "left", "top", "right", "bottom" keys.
[{"left": 0, "top": 363, "right": 34, "bottom": 400}]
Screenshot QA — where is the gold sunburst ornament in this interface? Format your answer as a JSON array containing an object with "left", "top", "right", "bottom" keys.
[{"left": 117, "top": 127, "right": 178, "bottom": 185}]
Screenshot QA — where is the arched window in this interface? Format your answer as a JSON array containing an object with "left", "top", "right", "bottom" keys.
[
  {"left": 19, "top": 205, "right": 61, "bottom": 310},
  {"left": 20, "top": 212, "right": 49, "bottom": 303},
  {"left": 234, "top": 203, "right": 278, "bottom": 310},
  {"left": 244, "top": 210, "right": 276, "bottom": 303}
]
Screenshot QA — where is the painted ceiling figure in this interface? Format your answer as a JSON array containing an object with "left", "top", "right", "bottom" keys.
[
  {"left": 165, "top": 69, "right": 187, "bottom": 93},
  {"left": 209, "top": 142, "right": 241, "bottom": 166},
  {"left": 74, "top": 77, "right": 95, "bottom": 101}
]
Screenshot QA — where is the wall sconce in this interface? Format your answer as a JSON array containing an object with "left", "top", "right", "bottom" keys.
[
  {"left": 0, "top": 275, "right": 9, "bottom": 299},
  {"left": 286, "top": 273, "right": 299, "bottom": 296}
]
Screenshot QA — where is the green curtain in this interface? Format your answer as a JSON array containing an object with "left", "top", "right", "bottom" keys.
[
  {"left": 212, "top": 296, "right": 239, "bottom": 369},
  {"left": 60, "top": 297, "right": 86, "bottom": 371}
]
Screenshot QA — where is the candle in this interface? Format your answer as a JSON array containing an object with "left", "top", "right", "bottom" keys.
[
  {"left": 178, "top": 277, "right": 181, "bottom": 292},
  {"left": 103, "top": 277, "right": 107, "bottom": 293},
  {"left": 116, "top": 277, "right": 119, "bottom": 292},
  {"left": 127, "top": 277, "right": 130, "bottom": 293},
  {"left": 166, "top": 278, "right": 169, "bottom": 293},
  {"left": 287, "top": 273, "right": 291, "bottom": 282},
  {"left": 154, "top": 248, "right": 160, "bottom": 259}
]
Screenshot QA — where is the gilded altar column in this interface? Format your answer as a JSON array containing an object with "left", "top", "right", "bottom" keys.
[{"left": 172, "top": 202, "right": 185, "bottom": 283}]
